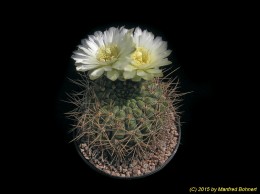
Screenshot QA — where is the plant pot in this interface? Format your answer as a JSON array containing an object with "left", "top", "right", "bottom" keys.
[{"left": 74, "top": 117, "right": 181, "bottom": 179}]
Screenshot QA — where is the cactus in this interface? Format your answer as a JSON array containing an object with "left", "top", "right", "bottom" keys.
[
  {"left": 68, "top": 26, "right": 181, "bottom": 177},
  {"left": 68, "top": 74, "right": 179, "bottom": 163}
]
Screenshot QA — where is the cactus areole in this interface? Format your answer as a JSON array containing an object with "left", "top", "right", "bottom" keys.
[{"left": 68, "top": 27, "right": 181, "bottom": 178}]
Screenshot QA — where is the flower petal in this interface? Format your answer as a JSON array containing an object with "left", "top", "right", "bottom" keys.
[
  {"left": 123, "top": 70, "right": 136, "bottom": 79},
  {"left": 106, "top": 70, "right": 119, "bottom": 81},
  {"left": 76, "top": 64, "right": 98, "bottom": 71},
  {"left": 71, "top": 54, "right": 87, "bottom": 60},
  {"left": 132, "top": 76, "right": 142, "bottom": 82},
  {"left": 112, "top": 62, "right": 125, "bottom": 70},
  {"left": 124, "top": 65, "right": 136, "bottom": 71},
  {"left": 102, "top": 66, "right": 112, "bottom": 71},
  {"left": 137, "top": 70, "right": 148, "bottom": 77},
  {"left": 142, "top": 74, "right": 154, "bottom": 80},
  {"left": 145, "top": 69, "right": 162, "bottom": 74},
  {"left": 154, "top": 72, "right": 163, "bottom": 77},
  {"left": 89, "top": 68, "right": 105, "bottom": 80}
]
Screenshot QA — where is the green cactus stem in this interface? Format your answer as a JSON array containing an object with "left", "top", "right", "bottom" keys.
[{"left": 67, "top": 74, "right": 180, "bottom": 163}]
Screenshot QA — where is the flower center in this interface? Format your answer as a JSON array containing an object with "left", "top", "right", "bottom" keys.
[
  {"left": 131, "top": 47, "right": 151, "bottom": 66},
  {"left": 97, "top": 45, "right": 119, "bottom": 62}
]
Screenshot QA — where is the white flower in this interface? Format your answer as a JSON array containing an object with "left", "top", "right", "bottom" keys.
[
  {"left": 72, "top": 27, "right": 134, "bottom": 81},
  {"left": 123, "top": 27, "right": 172, "bottom": 81}
]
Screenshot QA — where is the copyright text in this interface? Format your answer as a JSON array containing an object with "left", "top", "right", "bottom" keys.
[{"left": 189, "top": 187, "right": 257, "bottom": 192}]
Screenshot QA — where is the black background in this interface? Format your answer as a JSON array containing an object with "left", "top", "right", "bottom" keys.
[{"left": 6, "top": 3, "right": 258, "bottom": 193}]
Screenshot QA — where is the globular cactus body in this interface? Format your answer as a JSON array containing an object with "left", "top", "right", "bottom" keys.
[{"left": 72, "top": 76, "right": 178, "bottom": 163}]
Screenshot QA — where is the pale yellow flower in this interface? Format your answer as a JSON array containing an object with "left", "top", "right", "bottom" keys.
[
  {"left": 72, "top": 27, "right": 134, "bottom": 80},
  {"left": 123, "top": 27, "right": 172, "bottom": 81}
]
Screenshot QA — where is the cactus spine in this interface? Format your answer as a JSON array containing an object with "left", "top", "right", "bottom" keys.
[{"left": 68, "top": 74, "right": 179, "bottom": 164}]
